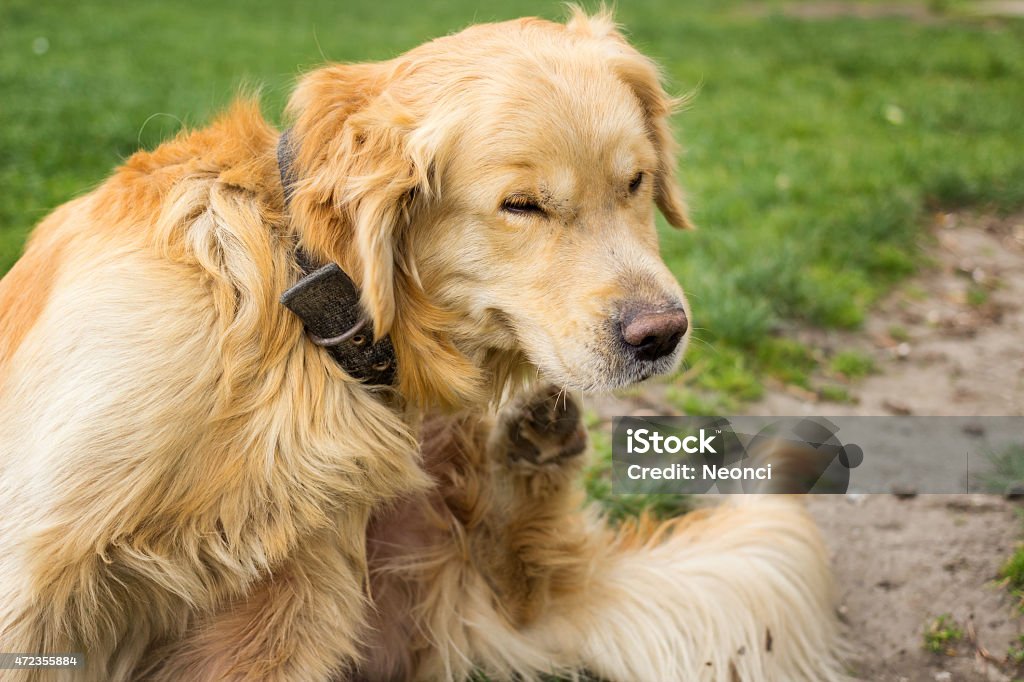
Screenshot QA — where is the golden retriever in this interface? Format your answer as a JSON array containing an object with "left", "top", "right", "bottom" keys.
[{"left": 0, "top": 8, "right": 842, "bottom": 681}]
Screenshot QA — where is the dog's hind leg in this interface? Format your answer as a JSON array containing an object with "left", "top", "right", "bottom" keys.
[{"left": 140, "top": 509, "right": 372, "bottom": 682}]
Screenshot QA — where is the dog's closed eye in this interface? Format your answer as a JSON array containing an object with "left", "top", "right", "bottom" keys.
[
  {"left": 628, "top": 170, "right": 644, "bottom": 194},
  {"left": 501, "top": 195, "right": 546, "bottom": 217}
]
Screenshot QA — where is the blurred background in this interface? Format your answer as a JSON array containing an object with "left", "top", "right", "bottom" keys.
[{"left": 2, "top": 2, "right": 1024, "bottom": 677}]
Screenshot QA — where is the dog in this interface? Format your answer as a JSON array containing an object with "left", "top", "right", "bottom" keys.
[{"left": 0, "top": 7, "right": 840, "bottom": 680}]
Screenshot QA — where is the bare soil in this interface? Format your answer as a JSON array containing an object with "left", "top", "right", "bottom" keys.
[
  {"left": 814, "top": 494, "right": 1021, "bottom": 681},
  {"left": 584, "top": 212, "right": 1024, "bottom": 679}
]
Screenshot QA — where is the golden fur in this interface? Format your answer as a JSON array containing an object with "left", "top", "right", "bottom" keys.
[{"left": 0, "top": 8, "right": 843, "bottom": 681}]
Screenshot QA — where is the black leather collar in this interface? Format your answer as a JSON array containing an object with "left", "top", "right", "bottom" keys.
[{"left": 277, "top": 129, "right": 397, "bottom": 386}]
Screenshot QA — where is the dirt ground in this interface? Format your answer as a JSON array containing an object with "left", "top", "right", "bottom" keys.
[
  {"left": 813, "top": 494, "right": 1021, "bottom": 681},
  {"left": 586, "top": 212, "right": 1024, "bottom": 679}
]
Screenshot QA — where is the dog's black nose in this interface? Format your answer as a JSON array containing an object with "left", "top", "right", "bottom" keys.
[{"left": 619, "top": 306, "right": 688, "bottom": 362}]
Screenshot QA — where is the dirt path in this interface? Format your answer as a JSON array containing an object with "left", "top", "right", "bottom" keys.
[
  {"left": 813, "top": 495, "right": 1020, "bottom": 681},
  {"left": 585, "top": 213, "right": 1024, "bottom": 679}
]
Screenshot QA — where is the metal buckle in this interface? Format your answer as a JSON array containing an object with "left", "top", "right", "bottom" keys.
[{"left": 306, "top": 317, "right": 368, "bottom": 347}]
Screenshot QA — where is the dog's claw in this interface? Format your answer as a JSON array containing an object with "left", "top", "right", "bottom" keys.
[{"left": 503, "top": 385, "right": 587, "bottom": 466}]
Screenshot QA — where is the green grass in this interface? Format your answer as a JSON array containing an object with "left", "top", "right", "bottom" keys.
[
  {"left": 817, "top": 383, "right": 856, "bottom": 404},
  {"left": 998, "top": 505, "right": 1024, "bottom": 615},
  {"left": 829, "top": 350, "right": 877, "bottom": 380},
  {"left": 1002, "top": 541, "right": 1024, "bottom": 607},
  {"left": 976, "top": 445, "right": 1024, "bottom": 494},
  {"left": 967, "top": 283, "right": 990, "bottom": 307},
  {"left": 1008, "top": 634, "right": 1024, "bottom": 667},
  {"left": 888, "top": 324, "right": 911, "bottom": 342},
  {"left": 923, "top": 613, "right": 964, "bottom": 655}
]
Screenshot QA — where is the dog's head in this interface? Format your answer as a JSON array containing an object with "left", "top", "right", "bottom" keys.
[{"left": 287, "top": 9, "right": 693, "bottom": 405}]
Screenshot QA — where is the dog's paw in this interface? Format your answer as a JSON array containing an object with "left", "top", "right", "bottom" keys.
[{"left": 499, "top": 385, "right": 587, "bottom": 467}]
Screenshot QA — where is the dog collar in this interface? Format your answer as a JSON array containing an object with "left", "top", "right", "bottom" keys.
[{"left": 277, "top": 129, "right": 397, "bottom": 387}]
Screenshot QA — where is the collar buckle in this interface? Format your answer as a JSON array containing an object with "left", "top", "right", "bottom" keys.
[{"left": 277, "top": 129, "right": 398, "bottom": 387}]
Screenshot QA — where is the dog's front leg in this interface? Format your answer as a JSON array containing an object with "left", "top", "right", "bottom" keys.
[
  {"left": 476, "top": 385, "right": 592, "bottom": 627},
  {"left": 142, "top": 507, "right": 371, "bottom": 682}
]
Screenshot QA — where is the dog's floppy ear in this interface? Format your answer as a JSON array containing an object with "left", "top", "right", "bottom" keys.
[
  {"left": 566, "top": 8, "right": 695, "bottom": 230},
  {"left": 286, "top": 63, "right": 431, "bottom": 338}
]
